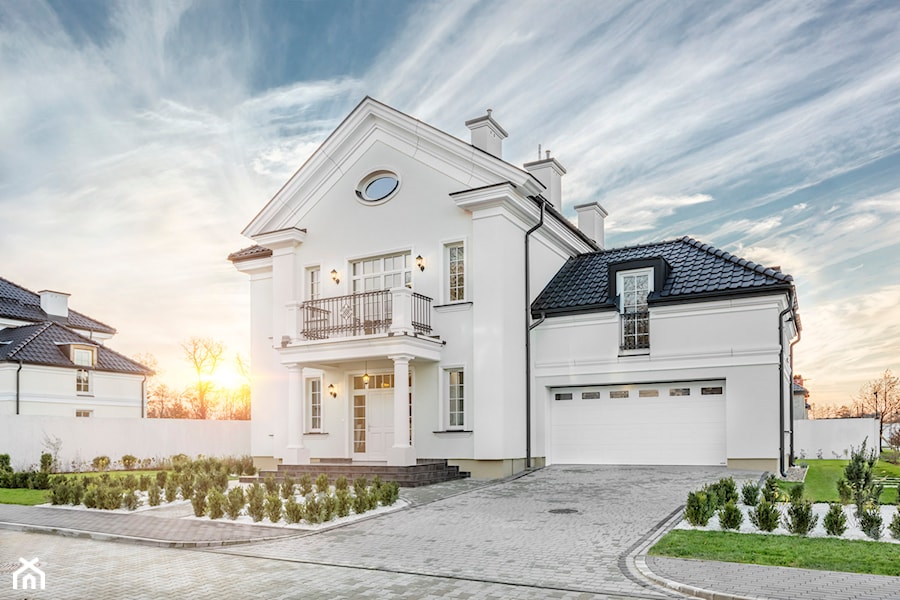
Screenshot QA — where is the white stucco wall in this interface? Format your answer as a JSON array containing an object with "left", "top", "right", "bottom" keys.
[
  {"left": 793, "top": 418, "right": 880, "bottom": 460},
  {"left": 0, "top": 415, "right": 250, "bottom": 471},
  {"left": 0, "top": 364, "right": 144, "bottom": 418}
]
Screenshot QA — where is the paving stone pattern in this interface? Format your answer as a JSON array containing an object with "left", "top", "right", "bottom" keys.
[
  {"left": 213, "top": 465, "right": 737, "bottom": 599},
  {"left": 646, "top": 556, "right": 900, "bottom": 600}
]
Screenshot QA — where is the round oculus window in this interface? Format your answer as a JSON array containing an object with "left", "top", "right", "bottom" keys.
[{"left": 357, "top": 172, "right": 400, "bottom": 203}]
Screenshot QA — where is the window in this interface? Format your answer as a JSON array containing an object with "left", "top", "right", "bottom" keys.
[
  {"left": 609, "top": 390, "right": 630, "bottom": 399},
  {"left": 75, "top": 409, "right": 93, "bottom": 418},
  {"left": 307, "top": 267, "right": 320, "bottom": 301},
  {"left": 669, "top": 388, "right": 691, "bottom": 396},
  {"left": 309, "top": 378, "right": 322, "bottom": 432},
  {"left": 617, "top": 269, "right": 652, "bottom": 350},
  {"left": 448, "top": 369, "right": 464, "bottom": 428},
  {"left": 701, "top": 386, "right": 724, "bottom": 395},
  {"left": 76, "top": 369, "right": 91, "bottom": 394},
  {"left": 554, "top": 392, "right": 573, "bottom": 401},
  {"left": 356, "top": 171, "right": 400, "bottom": 203},
  {"left": 446, "top": 243, "right": 465, "bottom": 302},
  {"left": 581, "top": 391, "right": 601, "bottom": 399},
  {"left": 351, "top": 252, "right": 411, "bottom": 293},
  {"left": 639, "top": 389, "right": 659, "bottom": 398}
]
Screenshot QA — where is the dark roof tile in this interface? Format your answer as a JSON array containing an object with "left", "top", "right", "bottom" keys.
[{"left": 0, "top": 277, "right": 116, "bottom": 334}]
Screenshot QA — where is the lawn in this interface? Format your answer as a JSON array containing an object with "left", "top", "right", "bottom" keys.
[
  {"left": 650, "top": 530, "right": 900, "bottom": 576},
  {"left": 0, "top": 488, "right": 49, "bottom": 505},
  {"left": 779, "top": 459, "right": 900, "bottom": 504}
]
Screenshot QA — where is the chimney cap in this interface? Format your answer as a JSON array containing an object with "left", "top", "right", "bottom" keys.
[
  {"left": 38, "top": 289, "right": 71, "bottom": 297},
  {"left": 465, "top": 109, "right": 508, "bottom": 138}
]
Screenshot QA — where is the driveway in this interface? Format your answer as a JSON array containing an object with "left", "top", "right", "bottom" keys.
[{"left": 1, "top": 465, "right": 747, "bottom": 599}]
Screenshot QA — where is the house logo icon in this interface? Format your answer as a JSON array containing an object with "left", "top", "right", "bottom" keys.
[{"left": 12, "top": 557, "right": 45, "bottom": 590}]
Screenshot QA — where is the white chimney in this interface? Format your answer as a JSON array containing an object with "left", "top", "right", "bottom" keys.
[
  {"left": 574, "top": 202, "right": 608, "bottom": 249},
  {"left": 465, "top": 109, "right": 508, "bottom": 158},
  {"left": 38, "top": 290, "right": 70, "bottom": 319},
  {"left": 524, "top": 152, "right": 566, "bottom": 212}
]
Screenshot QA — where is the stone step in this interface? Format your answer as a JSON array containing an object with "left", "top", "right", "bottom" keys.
[{"left": 239, "top": 459, "right": 469, "bottom": 488}]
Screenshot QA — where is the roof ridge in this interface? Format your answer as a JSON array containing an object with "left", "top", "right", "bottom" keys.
[
  {"left": 678, "top": 236, "right": 793, "bottom": 282},
  {"left": 6, "top": 321, "right": 53, "bottom": 358},
  {"left": 599, "top": 237, "right": 684, "bottom": 254}
]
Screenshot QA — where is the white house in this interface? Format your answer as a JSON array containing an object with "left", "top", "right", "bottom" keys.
[
  {"left": 0, "top": 277, "right": 151, "bottom": 418},
  {"left": 231, "top": 98, "right": 800, "bottom": 478}
]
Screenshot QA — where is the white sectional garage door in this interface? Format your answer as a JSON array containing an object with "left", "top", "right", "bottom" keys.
[{"left": 550, "top": 380, "right": 726, "bottom": 465}]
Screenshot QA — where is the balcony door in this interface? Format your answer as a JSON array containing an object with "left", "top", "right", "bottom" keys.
[{"left": 351, "top": 252, "right": 412, "bottom": 293}]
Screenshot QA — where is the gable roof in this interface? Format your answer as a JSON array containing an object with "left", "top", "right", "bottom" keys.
[
  {"left": 227, "top": 244, "right": 273, "bottom": 263},
  {"left": 0, "top": 276, "right": 116, "bottom": 335},
  {"left": 0, "top": 321, "right": 151, "bottom": 374},
  {"left": 532, "top": 236, "right": 795, "bottom": 317}
]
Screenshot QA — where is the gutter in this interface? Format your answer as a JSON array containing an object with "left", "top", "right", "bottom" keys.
[
  {"left": 777, "top": 289, "right": 798, "bottom": 477},
  {"left": 524, "top": 196, "right": 547, "bottom": 470},
  {"left": 16, "top": 359, "right": 23, "bottom": 415}
]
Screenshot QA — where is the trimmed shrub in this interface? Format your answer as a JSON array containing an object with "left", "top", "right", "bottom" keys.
[
  {"left": 838, "top": 439, "right": 883, "bottom": 509},
  {"left": 783, "top": 497, "right": 818, "bottom": 536},
  {"left": 191, "top": 491, "right": 207, "bottom": 517},
  {"left": 315, "top": 473, "right": 330, "bottom": 494},
  {"left": 741, "top": 482, "right": 760, "bottom": 507},
  {"left": 336, "top": 489, "right": 352, "bottom": 518},
  {"left": 718, "top": 500, "right": 743, "bottom": 530},
  {"left": 40, "top": 452, "right": 53, "bottom": 473},
  {"left": 139, "top": 474, "right": 152, "bottom": 492},
  {"left": 284, "top": 497, "right": 304, "bottom": 524},
  {"left": 49, "top": 477, "right": 70, "bottom": 505},
  {"left": 280, "top": 475, "right": 295, "bottom": 499},
  {"left": 353, "top": 477, "right": 368, "bottom": 496},
  {"left": 121, "top": 454, "right": 138, "bottom": 470},
  {"left": 788, "top": 483, "right": 805, "bottom": 504},
  {"left": 321, "top": 494, "right": 336, "bottom": 522},
  {"left": 122, "top": 474, "right": 139, "bottom": 492},
  {"left": 148, "top": 482, "right": 162, "bottom": 507},
  {"left": 378, "top": 481, "right": 400, "bottom": 506},
  {"left": 180, "top": 471, "right": 194, "bottom": 498},
  {"left": 247, "top": 483, "right": 266, "bottom": 522},
  {"left": 226, "top": 487, "right": 245, "bottom": 520},
  {"left": 70, "top": 478, "right": 85, "bottom": 506},
  {"left": 82, "top": 484, "right": 100, "bottom": 509},
  {"left": 762, "top": 475, "right": 780, "bottom": 503},
  {"left": 889, "top": 510, "right": 900, "bottom": 540},
  {"left": 164, "top": 478, "right": 178, "bottom": 503},
  {"left": 156, "top": 471, "right": 168, "bottom": 488},
  {"left": 207, "top": 489, "right": 226, "bottom": 520},
  {"left": 857, "top": 506, "right": 883, "bottom": 540},
  {"left": 263, "top": 474, "right": 278, "bottom": 495},
  {"left": 370, "top": 475, "right": 384, "bottom": 495},
  {"left": 823, "top": 503, "right": 847, "bottom": 536},
  {"left": 92, "top": 455, "right": 110, "bottom": 471},
  {"left": 684, "top": 490, "right": 716, "bottom": 527},
  {"left": 334, "top": 476, "right": 349, "bottom": 492},
  {"left": 749, "top": 499, "right": 780, "bottom": 532},
  {"left": 352, "top": 489, "right": 370, "bottom": 516},
  {"left": 265, "top": 493, "right": 283, "bottom": 522},
  {"left": 298, "top": 474, "right": 313, "bottom": 496},
  {"left": 304, "top": 493, "right": 322, "bottom": 523},
  {"left": 123, "top": 490, "right": 140, "bottom": 511},
  {"left": 240, "top": 455, "right": 256, "bottom": 476}
]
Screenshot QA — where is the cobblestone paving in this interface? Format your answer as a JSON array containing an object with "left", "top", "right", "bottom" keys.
[
  {"left": 646, "top": 556, "right": 900, "bottom": 600},
  {"left": 213, "top": 465, "right": 743, "bottom": 599}
]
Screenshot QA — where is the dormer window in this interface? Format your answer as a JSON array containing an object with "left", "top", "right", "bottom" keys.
[
  {"left": 617, "top": 268, "right": 652, "bottom": 351},
  {"left": 72, "top": 347, "right": 95, "bottom": 367}
]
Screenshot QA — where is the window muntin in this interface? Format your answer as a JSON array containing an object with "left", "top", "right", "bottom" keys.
[
  {"left": 618, "top": 268, "right": 652, "bottom": 350},
  {"left": 669, "top": 388, "right": 691, "bottom": 396},
  {"left": 72, "top": 347, "right": 94, "bottom": 367},
  {"left": 554, "top": 393, "right": 573, "bottom": 401},
  {"left": 581, "top": 391, "right": 601, "bottom": 399},
  {"left": 75, "top": 409, "right": 93, "bottom": 418},
  {"left": 701, "top": 386, "right": 724, "bottom": 395},
  {"left": 352, "top": 253, "right": 411, "bottom": 293},
  {"left": 76, "top": 369, "right": 91, "bottom": 394},
  {"left": 448, "top": 369, "right": 464, "bottom": 428},
  {"left": 447, "top": 243, "right": 465, "bottom": 302},
  {"left": 307, "top": 267, "right": 320, "bottom": 301},
  {"left": 353, "top": 394, "right": 366, "bottom": 453},
  {"left": 309, "top": 379, "right": 322, "bottom": 431},
  {"left": 609, "top": 390, "right": 629, "bottom": 399}
]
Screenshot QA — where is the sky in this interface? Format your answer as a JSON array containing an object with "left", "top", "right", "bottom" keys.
[{"left": 1, "top": 0, "right": 899, "bottom": 407}]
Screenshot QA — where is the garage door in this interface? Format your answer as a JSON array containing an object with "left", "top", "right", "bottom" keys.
[{"left": 550, "top": 380, "right": 726, "bottom": 465}]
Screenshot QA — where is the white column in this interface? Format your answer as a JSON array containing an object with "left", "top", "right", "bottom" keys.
[
  {"left": 389, "top": 287, "right": 414, "bottom": 335},
  {"left": 285, "top": 364, "right": 310, "bottom": 464},
  {"left": 387, "top": 354, "right": 416, "bottom": 466}
]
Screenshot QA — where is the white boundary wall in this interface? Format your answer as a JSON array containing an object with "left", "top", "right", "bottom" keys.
[
  {"left": 0, "top": 416, "right": 250, "bottom": 470},
  {"left": 794, "top": 418, "right": 880, "bottom": 460}
]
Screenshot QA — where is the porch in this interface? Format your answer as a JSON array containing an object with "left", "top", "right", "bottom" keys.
[{"left": 246, "top": 459, "right": 470, "bottom": 488}]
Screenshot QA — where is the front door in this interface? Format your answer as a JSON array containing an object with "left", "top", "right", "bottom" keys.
[{"left": 352, "top": 374, "right": 395, "bottom": 460}]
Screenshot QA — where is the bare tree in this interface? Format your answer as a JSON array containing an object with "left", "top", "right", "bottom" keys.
[
  {"left": 181, "top": 337, "right": 225, "bottom": 420},
  {"left": 146, "top": 383, "right": 191, "bottom": 418},
  {"left": 853, "top": 369, "right": 900, "bottom": 445},
  {"left": 219, "top": 354, "right": 251, "bottom": 420}
]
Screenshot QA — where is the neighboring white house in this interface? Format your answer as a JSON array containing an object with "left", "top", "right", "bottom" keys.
[
  {"left": 0, "top": 277, "right": 151, "bottom": 418},
  {"left": 230, "top": 97, "right": 800, "bottom": 477}
]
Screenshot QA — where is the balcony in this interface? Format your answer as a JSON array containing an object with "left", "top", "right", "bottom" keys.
[
  {"left": 620, "top": 310, "right": 650, "bottom": 351},
  {"left": 299, "top": 289, "right": 432, "bottom": 341}
]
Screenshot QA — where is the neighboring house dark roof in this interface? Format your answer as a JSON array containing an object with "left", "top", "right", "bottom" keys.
[
  {"left": 228, "top": 245, "right": 273, "bottom": 262},
  {"left": 532, "top": 236, "right": 795, "bottom": 317},
  {"left": 793, "top": 382, "right": 809, "bottom": 394},
  {"left": 0, "top": 322, "right": 152, "bottom": 374},
  {"left": 0, "top": 276, "right": 116, "bottom": 335}
]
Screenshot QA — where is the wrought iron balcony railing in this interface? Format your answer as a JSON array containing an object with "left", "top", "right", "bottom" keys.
[{"left": 300, "top": 289, "right": 432, "bottom": 341}]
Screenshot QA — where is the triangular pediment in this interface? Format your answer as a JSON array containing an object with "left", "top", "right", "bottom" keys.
[{"left": 242, "top": 97, "right": 544, "bottom": 238}]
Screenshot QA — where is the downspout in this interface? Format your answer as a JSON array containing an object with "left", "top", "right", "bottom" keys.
[
  {"left": 777, "top": 289, "right": 796, "bottom": 477},
  {"left": 524, "top": 196, "right": 547, "bottom": 470},
  {"left": 16, "top": 359, "right": 23, "bottom": 415},
  {"left": 788, "top": 330, "right": 801, "bottom": 466},
  {"left": 141, "top": 375, "right": 147, "bottom": 419}
]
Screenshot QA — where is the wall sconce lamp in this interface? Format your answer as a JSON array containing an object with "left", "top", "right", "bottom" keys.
[
  {"left": 363, "top": 361, "right": 370, "bottom": 388},
  {"left": 330, "top": 269, "right": 340, "bottom": 284},
  {"left": 327, "top": 383, "right": 337, "bottom": 398},
  {"left": 415, "top": 254, "right": 425, "bottom": 272}
]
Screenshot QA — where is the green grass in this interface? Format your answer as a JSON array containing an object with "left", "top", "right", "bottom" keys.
[
  {"left": 650, "top": 530, "right": 900, "bottom": 576},
  {"left": 0, "top": 488, "right": 49, "bottom": 505},
  {"left": 778, "top": 460, "right": 900, "bottom": 504}
]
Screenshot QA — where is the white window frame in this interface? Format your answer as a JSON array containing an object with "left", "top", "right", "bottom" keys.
[
  {"left": 616, "top": 268, "right": 653, "bottom": 351},
  {"left": 443, "top": 366, "right": 466, "bottom": 430},
  {"left": 75, "top": 409, "right": 93, "bottom": 418},
  {"left": 444, "top": 241, "right": 466, "bottom": 303},
  {"left": 351, "top": 251, "right": 412, "bottom": 293},
  {"left": 76, "top": 368, "right": 92, "bottom": 394},
  {"left": 308, "top": 377, "right": 322, "bottom": 432},
  {"left": 306, "top": 266, "right": 321, "bottom": 301}
]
